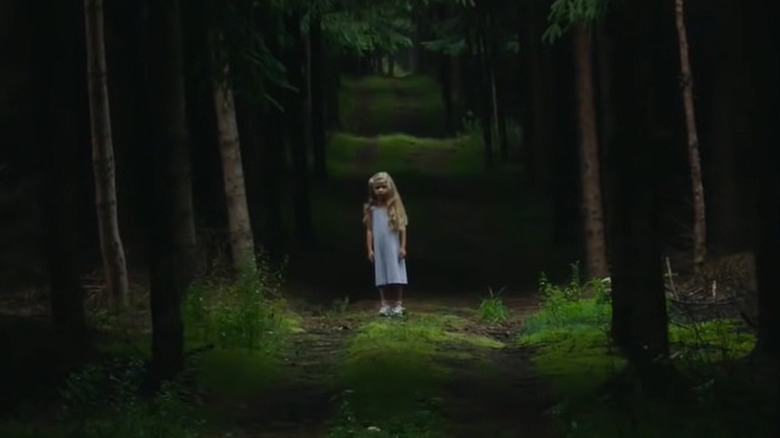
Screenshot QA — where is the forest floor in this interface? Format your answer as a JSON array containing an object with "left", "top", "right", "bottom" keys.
[{"left": 199, "top": 295, "right": 556, "bottom": 438}]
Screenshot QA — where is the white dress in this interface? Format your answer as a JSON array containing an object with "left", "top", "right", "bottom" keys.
[{"left": 371, "top": 206, "right": 408, "bottom": 287}]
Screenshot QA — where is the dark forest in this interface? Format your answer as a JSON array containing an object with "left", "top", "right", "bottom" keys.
[{"left": 0, "top": 0, "right": 778, "bottom": 436}]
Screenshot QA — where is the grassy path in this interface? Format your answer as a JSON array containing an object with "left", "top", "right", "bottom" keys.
[{"left": 212, "top": 296, "right": 555, "bottom": 438}]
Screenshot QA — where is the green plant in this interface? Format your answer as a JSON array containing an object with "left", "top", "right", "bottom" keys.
[
  {"left": 520, "top": 263, "right": 769, "bottom": 438},
  {"left": 477, "top": 287, "right": 508, "bottom": 323},
  {"left": 182, "top": 254, "right": 292, "bottom": 353},
  {"left": 59, "top": 357, "right": 203, "bottom": 438}
]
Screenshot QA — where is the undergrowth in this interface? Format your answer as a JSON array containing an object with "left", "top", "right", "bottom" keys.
[
  {"left": 519, "top": 263, "right": 771, "bottom": 437},
  {"left": 0, "top": 255, "right": 300, "bottom": 437}
]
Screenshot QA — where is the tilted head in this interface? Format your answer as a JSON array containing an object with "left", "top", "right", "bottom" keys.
[
  {"left": 368, "top": 171, "right": 396, "bottom": 201},
  {"left": 363, "top": 171, "right": 407, "bottom": 231}
]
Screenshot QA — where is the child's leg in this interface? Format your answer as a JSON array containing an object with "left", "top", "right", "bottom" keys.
[
  {"left": 378, "top": 287, "right": 387, "bottom": 305},
  {"left": 390, "top": 285, "right": 404, "bottom": 316}
]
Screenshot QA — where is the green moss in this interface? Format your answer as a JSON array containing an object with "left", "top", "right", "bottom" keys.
[{"left": 338, "top": 313, "right": 501, "bottom": 423}]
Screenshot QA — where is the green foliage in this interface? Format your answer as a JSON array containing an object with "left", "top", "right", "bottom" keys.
[
  {"left": 322, "top": 1, "right": 414, "bottom": 56},
  {"left": 520, "top": 264, "right": 769, "bottom": 438},
  {"left": 477, "top": 287, "right": 508, "bottom": 323},
  {"left": 182, "top": 255, "right": 297, "bottom": 354},
  {"left": 193, "top": 0, "right": 293, "bottom": 109},
  {"left": 543, "top": 0, "right": 609, "bottom": 44},
  {"left": 59, "top": 358, "right": 203, "bottom": 438}
]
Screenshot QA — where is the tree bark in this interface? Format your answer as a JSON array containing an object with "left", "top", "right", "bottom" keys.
[
  {"left": 308, "top": 14, "right": 327, "bottom": 180},
  {"left": 606, "top": 0, "right": 672, "bottom": 385},
  {"left": 84, "top": 0, "right": 130, "bottom": 309},
  {"left": 706, "top": 0, "right": 749, "bottom": 252},
  {"left": 745, "top": 0, "right": 780, "bottom": 365},
  {"left": 524, "top": 0, "right": 552, "bottom": 192},
  {"left": 674, "top": 0, "right": 707, "bottom": 269},
  {"left": 572, "top": 23, "right": 609, "bottom": 280},
  {"left": 285, "top": 13, "right": 313, "bottom": 244},
  {"left": 142, "top": 0, "right": 191, "bottom": 384},
  {"left": 210, "top": 58, "right": 256, "bottom": 272}
]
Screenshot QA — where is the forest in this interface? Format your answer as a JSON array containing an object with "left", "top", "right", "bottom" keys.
[{"left": 0, "top": 0, "right": 778, "bottom": 436}]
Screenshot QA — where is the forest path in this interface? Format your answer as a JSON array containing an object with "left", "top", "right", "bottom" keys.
[
  {"left": 288, "top": 74, "right": 576, "bottom": 301},
  {"left": 218, "top": 294, "right": 556, "bottom": 438}
]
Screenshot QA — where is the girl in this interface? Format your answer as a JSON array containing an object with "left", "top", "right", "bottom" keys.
[{"left": 363, "top": 171, "right": 408, "bottom": 316}]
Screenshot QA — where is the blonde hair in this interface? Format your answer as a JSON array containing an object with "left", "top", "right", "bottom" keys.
[{"left": 362, "top": 171, "right": 408, "bottom": 232}]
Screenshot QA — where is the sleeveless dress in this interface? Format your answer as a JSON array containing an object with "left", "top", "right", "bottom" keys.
[{"left": 371, "top": 206, "right": 408, "bottom": 287}]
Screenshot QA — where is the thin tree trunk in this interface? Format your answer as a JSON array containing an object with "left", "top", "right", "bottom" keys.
[
  {"left": 674, "top": 0, "right": 707, "bottom": 269},
  {"left": 209, "top": 34, "right": 256, "bottom": 273},
  {"left": 572, "top": 23, "right": 608, "bottom": 280},
  {"left": 84, "top": 0, "right": 130, "bottom": 309},
  {"left": 308, "top": 14, "right": 327, "bottom": 180},
  {"left": 285, "top": 13, "right": 313, "bottom": 244}
]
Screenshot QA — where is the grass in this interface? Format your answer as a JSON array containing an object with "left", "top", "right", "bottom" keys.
[
  {"left": 518, "top": 264, "right": 772, "bottom": 437},
  {"left": 477, "top": 288, "right": 509, "bottom": 323},
  {"left": 328, "top": 312, "right": 503, "bottom": 437}
]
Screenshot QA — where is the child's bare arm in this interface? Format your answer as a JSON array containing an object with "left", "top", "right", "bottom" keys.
[
  {"left": 399, "top": 229, "right": 407, "bottom": 259},
  {"left": 366, "top": 228, "right": 374, "bottom": 261}
]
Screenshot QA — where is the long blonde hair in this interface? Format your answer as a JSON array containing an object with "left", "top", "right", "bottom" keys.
[{"left": 362, "top": 171, "right": 408, "bottom": 232}]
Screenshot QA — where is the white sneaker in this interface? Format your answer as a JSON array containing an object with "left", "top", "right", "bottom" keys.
[
  {"left": 391, "top": 303, "right": 404, "bottom": 316},
  {"left": 379, "top": 304, "right": 391, "bottom": 316}
]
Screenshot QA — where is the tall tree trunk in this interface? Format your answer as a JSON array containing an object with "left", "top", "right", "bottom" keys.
[
  {"left": 37, "top": 0, "right": 88, "bottom": 334},
  {"left": 84, "top": 0, "right": 130, "bottom": 309},
  {"left": 308, "top": 14, "right": 327, "bottom": 180},
  {"left": 475, "top": 25, "right": 494, "bottom": 168},
  {"left": 607, "top": 0, "right": 672, "bottom": 385},
  {"left": 706, "top": 0, "right": 749, "bottom": 252},
  {"left": 674, "top": 0, "right": 707, "bottom": 269},
  {"left": 594, "top": 24, "right": 614, "bottom": 171},
  {"left": 209, "top": 37, "right": 256, "bottom": 273},
  {"left": 440, "top": 55, "right": 454, "bottom": 135},
  {"left": 525, "top": 0, "right": 552, "bottom": 192},
  {"left": 572, "top": 23, "right": 608, "bottom": 280},
  {"left": 746, "top": 0, "right": 780, "bottom": 365},
  {"left": 285, "top": 13, "right": 313, "bottom": 244},
  {"left": 143, "top": 0, "right": 192, "bottom": 383}
]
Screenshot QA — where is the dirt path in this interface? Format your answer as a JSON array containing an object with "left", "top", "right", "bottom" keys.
[{"left": 224, "top": 295, "right": 556, "bottom": 438}]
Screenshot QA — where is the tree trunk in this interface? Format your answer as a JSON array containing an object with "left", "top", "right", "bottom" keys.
[
  {"left": 674, "top": 0, "right": 707, "bottom": 269},
  {"left": 572, "top": 23, "right": 608, "bottom": 280},
  {"left": 706, "top": 0, "right": 749, "bottom": 252},
  {"left": 142, "top": 0, "right": 191, "bottom": 383},
  {"left": 606, "top": 0, "right": 672, "bottom": 385},
  {"left": 84, "top": 0, "right": 130, "bottom": 309},
  {"left": 440, "top": 55, "right": 454, "bottom": 135},
  {"left": 209, "top": 35, "right": 256, "bottom": 273},
  {"left": 746, "top": 0, "right": 780, "bottom": 365},
  {"left": 308, "top": 14, "right": 327, "bottom": 180},
  {"left": 36, "top": 0, "right": 88, "bottom": 334},
  {"left": 525, "top": 0, "right": 552, "bottom": 192},
  {"left": 594, "top": 24, "right": 614, "bottom": 172},
  {"left": 285, "top": 13, "right": 313, "bottom": 244}
]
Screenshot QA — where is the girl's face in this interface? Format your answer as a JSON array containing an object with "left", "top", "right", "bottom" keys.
[{"left": 372, "top": 179, "right": 391, "bottom": 199}]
